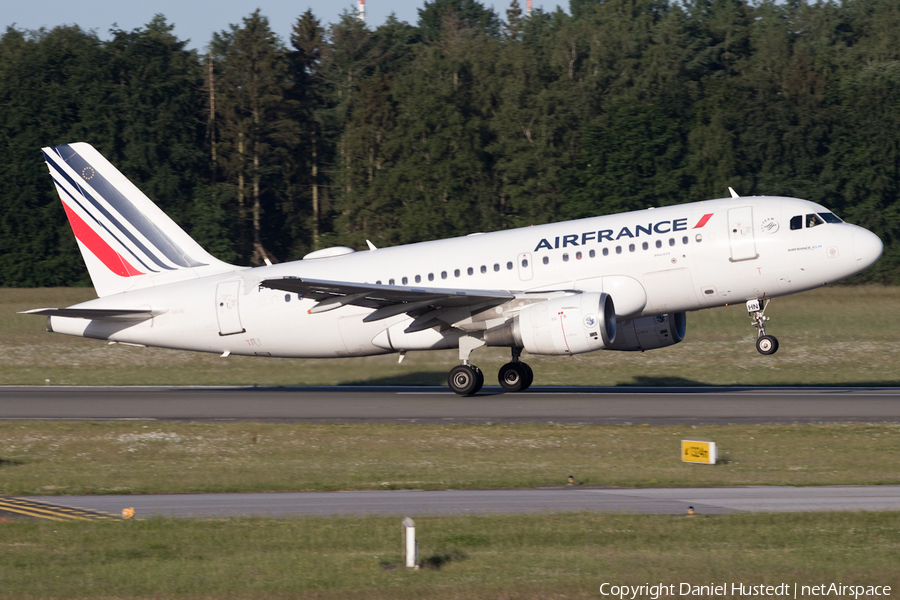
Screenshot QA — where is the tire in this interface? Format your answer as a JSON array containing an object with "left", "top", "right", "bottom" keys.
[
  {"left": 520, "top": 362, "right": 534, "bottom": 391},
  {"left": 472, "top": 366, "right": 485, "bottom": 395},
  {"left": 756, "top": 335, "right": 779, "bottom": 355},
  {"left": 448, "top": 365, "right": 480, "bottom": 396},
  {"left": 498, "top": 362, "right": 528, "bottom": 392}
]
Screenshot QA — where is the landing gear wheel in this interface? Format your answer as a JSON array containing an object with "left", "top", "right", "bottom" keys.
[
  {"left": 472, "top": 366, "right": 484, "bottom": 394},
  {"left": 498, "top": 362, "right": 529, "bottom": 392},
  {"left": 756, "top": 335, "right": 779, "bottom": 355},
  {"left": 520, "top": 362, "right": 534, "bottom": 391},
  {"left": 449, "top": 365, "right": 482, "bottom": 396}
]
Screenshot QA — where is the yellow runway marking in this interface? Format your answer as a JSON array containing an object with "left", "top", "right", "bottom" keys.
[{"left": 0, "top": 496, "right": 118, "bottom": 521}]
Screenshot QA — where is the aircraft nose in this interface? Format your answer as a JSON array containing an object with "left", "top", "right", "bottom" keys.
[{"left": 853, "top": 228, "right": 883, "bottom": 271}]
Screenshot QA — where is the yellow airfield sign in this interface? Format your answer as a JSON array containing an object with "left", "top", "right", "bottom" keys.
[{"left": 682, "top": 440, "right": 716, "bottom": 464}]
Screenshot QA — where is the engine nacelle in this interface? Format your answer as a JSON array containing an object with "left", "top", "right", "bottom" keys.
[
  {"left": 606, "top": 312, "right": 686, "bottom": 352},
  {"left": 487, "top": 292, "right": 615, "bottom": 355}
]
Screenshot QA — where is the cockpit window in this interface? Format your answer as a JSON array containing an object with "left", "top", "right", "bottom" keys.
[
  {"left": 806, "top": 213, "right": 825, "bottom": 228},
  {"left": 790, "top": 216, "right": 802, "bottom": 230},
  {"left": 819, "top": 212, "right": 842, "bottom": 224}
]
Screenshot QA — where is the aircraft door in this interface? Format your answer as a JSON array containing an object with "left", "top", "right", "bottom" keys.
[
  {"left": 727, "top": 206, "right": 759, "bottom": 262},
  {"left": 517, "top": 252, "right": 534, "bottom": 281},
  {"left": 216, "top": 280, "right": 245, "bottom": 336}
]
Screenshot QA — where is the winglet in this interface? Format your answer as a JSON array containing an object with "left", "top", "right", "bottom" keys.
[{"left": 728, "top": 187, "right": 740, "bottom": 198}]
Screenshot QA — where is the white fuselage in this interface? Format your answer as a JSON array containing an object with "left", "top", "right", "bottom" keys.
[{"left": 47, "top": 196, "right": 880, "bottom": 358}]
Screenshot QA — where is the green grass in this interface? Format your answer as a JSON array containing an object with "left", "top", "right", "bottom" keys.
[
  {"left": 3, "top": 286, "right": 899, "bottom": 386},
  {"left": 1, "top": 512, "right": 898, "bottom": 599},
  {"left": 2, "top": 422, "right": 899, "bottom": 495}
]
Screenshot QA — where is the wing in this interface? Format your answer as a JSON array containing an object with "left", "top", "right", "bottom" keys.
[
  {"left": 19, "top": 308, "right": 164, "bottom": 320},
  {"left": 260, "top": 277, "right": 515, "bottom": 323}
]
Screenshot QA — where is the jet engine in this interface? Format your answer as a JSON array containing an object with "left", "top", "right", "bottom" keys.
[
  {"left": 606, "top": 312, "right": 686, "bottom": 352},
  {"left": 485, "top": 292, "right": 616, "bottom": 355}
]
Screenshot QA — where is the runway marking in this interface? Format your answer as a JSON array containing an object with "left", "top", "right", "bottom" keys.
[{"left": 0, "top": 496, "right": 119, "bottom": 521}]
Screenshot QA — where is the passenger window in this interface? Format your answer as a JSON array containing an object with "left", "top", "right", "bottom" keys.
[
  {"left": 506, "top": 261, "right": 513, "bottom": 270},
  {"left": 402, "top": 277, "right": 408, "bottom": 285},
  {"left": 656, "top": 240, "right": 662, "bottom": 249},
  {"left": 806, "top": 213, "right": 824, "bottom": 228},
  {"left": 628, "top": 244, "right": 635, "bottom": 252},
  {"left": 480, "top": 265, "right": 487, "bottom": 274},
  {"left": 616, "top": 246, "right": 622, "bottom": 254},
  {"left": 563, "top": 253, "right": 569, "bottom": 262},
  {"left": 428, "top": 273, "right": 434, "bottom": 281},
  {"left": 285, "top": 294, "right": 291, "bottom": 303},
  {"left": 454, "top": 269, "right": 460, "bottom": 277},
  {"left": 642, "top": 242, "right": 648, "bottom": 250},
  {"left": 415, "top": 275, "right": 421, "bottom": 283},
  {"left": 389, "top": 278, "right": 395, "bottom": 285},
  {"left": 603, "top": 248, "right": 609, "bottom": 256},
  {"left": 683, "top": 236, "right": 688, "bottom": 244},
  {"left": 467, "top": 267, "right": 474, "bottom": 276},
  {"left": 542, "top": 256, "right": 549, "bottom": 265},
  {"left": 589, "top": 249, "right": 595, "bottom": 258},
  {"left": 669, "top": 238, "right": 675, "bottom": 246},
  {"left": 493, "top": 263, "right": 500, "bottom": 272},
  {"left": 522, "top": 258, "right": 529, "bottom": 267},
  {"left": 576, "top": 251, "right": 582, "bottom": 260},
  {"left": 440, "top": 271, "right": 446, "bottom": 280},
  {"left": 790, "top": 216, "right": 802, "bottom": 230}
]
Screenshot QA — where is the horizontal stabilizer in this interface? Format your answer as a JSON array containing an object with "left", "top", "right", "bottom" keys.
[{"left": 20, "top": 308, "right": 165, "bottom": 320}]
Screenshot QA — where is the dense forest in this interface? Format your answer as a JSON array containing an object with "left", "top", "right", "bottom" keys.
[{"left": 1, "top": 0, "right": 898, "bottom": 287}]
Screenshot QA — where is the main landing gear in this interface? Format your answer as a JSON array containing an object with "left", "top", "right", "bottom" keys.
[
  {"left": 447, "top": 341, "right": 533, "bottom": 396},
  {"left": 448, "top": 364, "right": 484, "bottom": 396},
  {"left": 498, "top": 347, "right": 533, "bottom": 392},
  {"left": 747, "top": 298, "right": 779, "bottom": 355}
]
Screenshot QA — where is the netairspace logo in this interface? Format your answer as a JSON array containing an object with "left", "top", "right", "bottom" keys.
[{"left": 599, "top": 583, "right": 892, "bottom": 600}]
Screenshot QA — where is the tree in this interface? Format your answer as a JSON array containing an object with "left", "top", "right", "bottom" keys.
[{"left": 211, "top": 10, "right": 298, "bottom": 264}]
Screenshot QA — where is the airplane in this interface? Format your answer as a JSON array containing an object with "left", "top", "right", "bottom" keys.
[{"left": 22, "top": 143, "right": 884, "bottom": 395}]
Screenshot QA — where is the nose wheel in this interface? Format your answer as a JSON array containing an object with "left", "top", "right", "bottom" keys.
[
  {"left": 747, "top": 298, "right": 779, "bottom": 355},
  {"left": 756, "top": 335, "right": 778, "bottom": 355}
]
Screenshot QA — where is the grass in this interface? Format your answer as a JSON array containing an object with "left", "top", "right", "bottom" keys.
[
  {"left": 2, "top": 421, "right": 899, "bottom": 495},
  {"left": 0, "top": 511, "right": 898, "bottom": 599},
  {"left": 2, "top": 286, "right": 900, "bottom": 387}
]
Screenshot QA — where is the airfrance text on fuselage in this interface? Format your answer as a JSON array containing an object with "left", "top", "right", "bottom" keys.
[{"left": 534, "top": 218, "right": 696, "bottom": 252}]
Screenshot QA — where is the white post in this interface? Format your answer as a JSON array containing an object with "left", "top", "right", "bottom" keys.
[
  {"left": 402, "top": 517, "right": 417, "bottom": 568},
  {"left": 358, "top": 0, "right": 366, "bottom": 23}
]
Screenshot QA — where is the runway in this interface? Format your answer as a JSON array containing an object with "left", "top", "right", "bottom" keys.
[
  {"left": 21, "top": 486, "right": 900, "bottom": 519},
  {"left": 1, "top": 385, "right": 899, "bottom": 423}
]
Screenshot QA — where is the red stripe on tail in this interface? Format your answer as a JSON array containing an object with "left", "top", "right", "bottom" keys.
[
  {"left": 693, "top": 213, "right": 714, "bottom": 229},
  {"left": 62, "top": 202, "right": 144, "bottom": 277}
]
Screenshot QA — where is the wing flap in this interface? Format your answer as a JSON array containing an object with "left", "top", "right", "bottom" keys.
[{"left": 260, "top": 277, "right": 515, "bottom": 316}]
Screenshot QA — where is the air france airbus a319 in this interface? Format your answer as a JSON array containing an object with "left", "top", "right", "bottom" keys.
[{"left": 23, "top": 143, "right": 884, "bottom": 395}]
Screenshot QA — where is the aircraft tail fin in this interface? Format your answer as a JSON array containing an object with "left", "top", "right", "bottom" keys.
[{"left": 42, "top": 143, "right": 236, "bottom": 297}]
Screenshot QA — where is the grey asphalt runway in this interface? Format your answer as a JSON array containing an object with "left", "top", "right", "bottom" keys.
[
  {"left": 25, "top": 486, "right": 900, "bottom": 518},
  {"left": 1, "top": 385, "right": 899, "bottom": 423}
]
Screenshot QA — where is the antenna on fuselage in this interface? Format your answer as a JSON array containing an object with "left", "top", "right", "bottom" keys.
[{"left": 728, "top": 187, "right": 740, "bottom": 198}]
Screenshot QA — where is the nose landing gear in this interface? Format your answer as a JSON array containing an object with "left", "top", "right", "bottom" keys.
[{"left": 747, "top": 298, "right": 779, "bottom": 355}]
